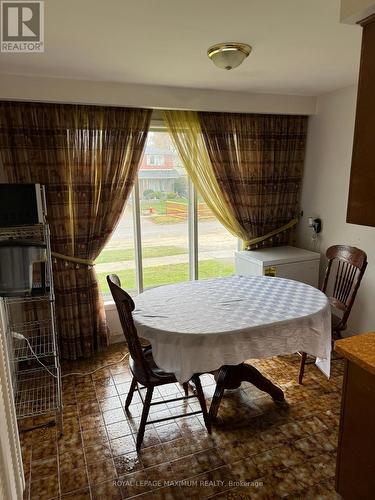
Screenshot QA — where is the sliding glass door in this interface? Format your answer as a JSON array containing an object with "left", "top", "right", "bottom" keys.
[
  {"left": 139, "top": 131, "right": 189, "bottom": 289},
  {"left": 197, "top": 200, "right": 238, "bottom": 279},
  {"left": 96, "top": 196, "right": 137, "bottom": 298},
  {"left": 98, "top": 128, "right": 239, "bottom": 299}
]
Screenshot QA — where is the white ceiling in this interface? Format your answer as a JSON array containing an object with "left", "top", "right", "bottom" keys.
[{"left": 0, "top": 0, "right": 362, "bottom": 96}]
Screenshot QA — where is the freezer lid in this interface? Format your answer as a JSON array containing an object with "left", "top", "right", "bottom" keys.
[{"left": 235, "top": 246, "right": 321, "bottom": 266}]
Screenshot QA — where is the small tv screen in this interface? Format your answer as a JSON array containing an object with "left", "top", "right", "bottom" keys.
[{"left": 0, "top": 184, "right": 40, "bottom": 227}]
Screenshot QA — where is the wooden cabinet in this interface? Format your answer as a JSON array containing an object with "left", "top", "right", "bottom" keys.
[
  {"left": 335, "top": 333, "right": 375, "bottom": 499},
  {"left": 347, "top": 15, "right": 375, "bottom": 227}
]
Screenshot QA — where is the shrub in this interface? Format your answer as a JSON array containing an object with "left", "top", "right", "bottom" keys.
[
  {"left": 154, "top": 191, "right": 167, "bottom": 200},
  {"left": 143, "top": 189, "right": 155, "bottom": 200},
  {"left": 174, "top": 177, "right": 188, "bottom": 197}
]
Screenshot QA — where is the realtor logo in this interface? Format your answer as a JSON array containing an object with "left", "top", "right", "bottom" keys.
[{"left": 1, "top": 1, "right": 44, "bottom": 52}]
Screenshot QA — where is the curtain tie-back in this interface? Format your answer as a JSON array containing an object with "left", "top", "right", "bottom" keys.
[
  {"left": 52, "top": 251, "right": 95, "bottom": 266},
  {"left": 245, "top": 218, "right": 299, "bottom": 249}
]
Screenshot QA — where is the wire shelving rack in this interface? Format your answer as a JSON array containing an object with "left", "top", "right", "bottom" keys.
[{"left": 0, "top": 191, "right": 63, "bottom": 434}]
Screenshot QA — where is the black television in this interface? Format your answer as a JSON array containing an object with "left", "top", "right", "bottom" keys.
[{"left": 0, "top": 184, "right": 44, "bottom": 227}]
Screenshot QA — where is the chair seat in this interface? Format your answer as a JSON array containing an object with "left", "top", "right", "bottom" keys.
[{"left": 129, "top": 346, "right": 178, "bottom": 386}]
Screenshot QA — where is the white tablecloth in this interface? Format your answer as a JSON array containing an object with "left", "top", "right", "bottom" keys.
[{"left": 133, "top": 275, "right": 331, "bottom": 383}]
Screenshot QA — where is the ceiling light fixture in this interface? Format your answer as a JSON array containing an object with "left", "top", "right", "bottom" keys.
[{"left": 207, "top": 42, "right": 252, "bottom": 70}]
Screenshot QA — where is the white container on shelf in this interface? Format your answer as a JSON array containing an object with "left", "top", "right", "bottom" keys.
[
  {"left": 235, "top": 246, "right": 321, "bottom": 288},
  {"left": 0, "top": 241, "right": 46, "bottom": 296}
]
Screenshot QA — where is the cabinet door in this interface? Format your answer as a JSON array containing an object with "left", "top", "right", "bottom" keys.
[
  {"left": 347, "top": 16, "right": 375, "bottom": 226},
  {"left": 274, "top": 260, "right": 319, "bottom": 287},
  {"left": 336, "top": 361, "right": 375, "bottom": 498},
  {"left": 234, "top": 257, "right": 262, "bottom": 277}
]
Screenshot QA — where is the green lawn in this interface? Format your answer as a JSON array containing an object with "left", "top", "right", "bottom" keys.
[
  {"left": 96, "top": 245, "right": 187, "bottom": 264},
  {"left": 98, "top": 259, "right": 234, "bottom": 295}
]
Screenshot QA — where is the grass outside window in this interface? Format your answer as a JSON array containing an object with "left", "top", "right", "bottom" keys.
[
  {"left": 98, "top": 259, "right": 234, "bottom": 296},
  {"left": 96, "top": 245, "right": 187, "bottom": 264}
]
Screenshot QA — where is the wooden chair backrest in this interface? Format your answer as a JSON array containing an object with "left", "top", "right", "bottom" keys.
[
  {"left": 321, "top": 245, "right": 367, "bottom": 327},
  {"left": 106, "top": 274, "right": 150, "bottom": 381}
]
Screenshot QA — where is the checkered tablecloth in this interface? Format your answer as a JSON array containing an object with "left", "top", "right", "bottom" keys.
[{"left": 133, "top": 275, "right": 331, "bottom": 383}]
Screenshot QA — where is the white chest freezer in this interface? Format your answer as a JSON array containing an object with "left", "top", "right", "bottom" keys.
[{"left": 235, "top": 246, "right": 321, "bottom": 288}]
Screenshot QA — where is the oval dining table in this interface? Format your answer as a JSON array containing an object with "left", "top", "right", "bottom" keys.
[{"left": 133, "top": 275, "right": 331, "bottom": 420}]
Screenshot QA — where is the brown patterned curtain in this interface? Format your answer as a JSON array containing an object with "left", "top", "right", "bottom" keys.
[
  {"left": 198, "top": 112, "right": 308, "bottom": 249},
  {"left": 0, "top": 102, "right": 151, "bottom": 359}
]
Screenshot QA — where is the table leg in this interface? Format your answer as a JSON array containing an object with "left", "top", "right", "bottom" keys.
[{"left": 209, "top": 362, "right": 285, "bottom": 420}]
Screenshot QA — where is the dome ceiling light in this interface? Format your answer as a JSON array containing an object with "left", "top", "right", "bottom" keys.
[{"left": 207, "top": 42, "right": 252, "bottom": 70}]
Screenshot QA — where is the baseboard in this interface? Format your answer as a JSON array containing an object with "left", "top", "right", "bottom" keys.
[{"left": 109, "top": 332, "right": 124, "bottom": 344}]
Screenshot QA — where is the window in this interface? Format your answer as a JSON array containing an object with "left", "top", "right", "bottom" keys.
[
  {"left": 148, "top": 154, "right": 164, "bottom": 166},
  {"left": 96, "top": 196, "right": 137, "bottom": 297},
  {"left": 198, "top": 199, "right": 238, "bottom": 279},
  {"left": 141, "top": 133, "right": 189, "bottom": 289},
  {"left": 98, "top": 128, "right": 238, "bottom": 299}
]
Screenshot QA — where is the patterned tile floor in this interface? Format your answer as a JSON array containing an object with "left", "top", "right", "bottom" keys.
[{"left": 19, "top": 343, "right": 343, "bottom": 499}]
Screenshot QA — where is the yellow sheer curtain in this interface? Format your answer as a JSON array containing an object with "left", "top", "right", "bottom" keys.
[{"left": 163, "top": 110, "right": 248, "bottom": 242}]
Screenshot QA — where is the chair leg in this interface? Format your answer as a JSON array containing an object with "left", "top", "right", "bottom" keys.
[
  {"left": 299, "top": 352, "right": 307, "bottom": 385},
  {"left": 182, "top": 382, "right": 189, "bottom": 396},
  {"left": 192, "top": 375, "right": 211, "bottom": 434},
  {"left": 208, "top": 367, "right": 227, "bottom": 421},
  {"left": 332, "top": 329, "right": 342, "bottom": 341},
  {"left": 136, "top": 386, "right": 153, "bottom": 451},
  {"left": 125, "top": 376, "right": 137, "bottom": 410}
]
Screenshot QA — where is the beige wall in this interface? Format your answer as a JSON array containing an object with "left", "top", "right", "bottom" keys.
[
  {"left": 0, "top": 74, "right": 316, "bottom": 116},
  {"left": 297, "top": 85, "right": 375, "bottom": 335},
  {"left": 340, "top": 0, "right": 375, "bottom": 23}
]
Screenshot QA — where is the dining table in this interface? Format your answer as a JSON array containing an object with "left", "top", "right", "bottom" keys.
[{"left": 133, "top": 275, "right": 332, "bottom": 419}]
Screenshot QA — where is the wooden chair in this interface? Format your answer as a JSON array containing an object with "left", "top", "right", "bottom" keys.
[
  {"left": 107, "top": 274, "right": 211, "bottom": 450},
  {"left": 299, "top": 245, "right": 367, "bottom": 384}
]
